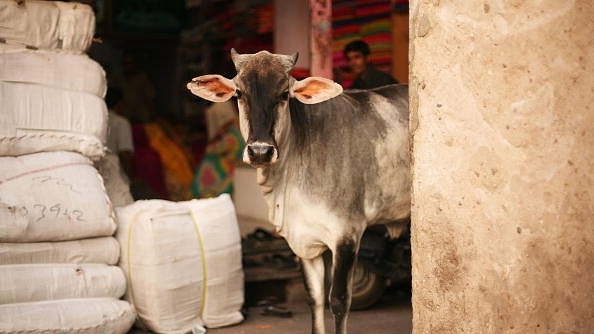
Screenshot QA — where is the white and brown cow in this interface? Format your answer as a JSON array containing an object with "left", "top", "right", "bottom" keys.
[{"left": 187, "top": 49, "right": 410, "bottom": 334}]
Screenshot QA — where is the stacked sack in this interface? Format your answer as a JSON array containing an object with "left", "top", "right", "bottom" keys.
[{"left": 0, "top": 1, "right": 135, "bottom": 333}]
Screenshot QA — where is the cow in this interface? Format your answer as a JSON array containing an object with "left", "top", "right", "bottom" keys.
[{"left": 187, "top": 49, "right": 410, "bottom": 334}]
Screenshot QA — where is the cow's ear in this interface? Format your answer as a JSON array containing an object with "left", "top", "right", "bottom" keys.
[
  {"left": 187, "top": 74, "right": 236, "bottom": 102},
  {"left": 291, "top": 77, "right": 343, "bottom": 104}
]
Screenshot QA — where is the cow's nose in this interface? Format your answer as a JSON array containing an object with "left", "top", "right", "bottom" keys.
[{"left": 247, "top": 143, "right": 276, "bottom": 165}]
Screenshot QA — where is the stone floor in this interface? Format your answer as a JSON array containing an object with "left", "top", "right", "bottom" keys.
[
  {"left": 209, "top": 289, "right": 411, "bottom": 334},
  {"left": 129, "top": 281, "right": 412, "bottom": 334}
]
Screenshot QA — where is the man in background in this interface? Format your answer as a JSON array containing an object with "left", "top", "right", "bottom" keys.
[
  {"left": 96, "top": 86, "right": 135, "bottom": 206},
  {"left": 109, "top": 51, "right": 156, "bottom": 123},
  {"left": 105, "top": 86, "right": 134, "bottom": 180},
  {"left": 343, "top": 39, "right": 398, "bottom": 89}
]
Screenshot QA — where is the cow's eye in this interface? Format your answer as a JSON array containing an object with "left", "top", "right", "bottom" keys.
[
  {"left": 235, "top": 90, "right": 243, "bottom": 99},
  {"left": 280, "top": 91, "right": 289, "bottom": 100}
]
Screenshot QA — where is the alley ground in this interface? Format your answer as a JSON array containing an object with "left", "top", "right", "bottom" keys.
[{"left": 130, "top": 281, "right": 412, "bottom": 334}]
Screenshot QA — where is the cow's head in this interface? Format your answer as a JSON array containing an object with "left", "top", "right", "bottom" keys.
[{"left": 187, "top": 49, "right": 343, "bottom": 167}]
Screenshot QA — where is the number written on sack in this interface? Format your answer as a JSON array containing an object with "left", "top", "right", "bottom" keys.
[{"left": 7, "top": 204, "right": 86, "bottom": 222}]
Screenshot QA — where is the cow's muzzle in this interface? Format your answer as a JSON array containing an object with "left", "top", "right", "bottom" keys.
[{"left": 245, "top": 142, "right": 278, "bottom": 167}]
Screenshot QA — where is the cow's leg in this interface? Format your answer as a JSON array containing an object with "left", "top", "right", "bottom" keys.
[
  {"left": 329, "top": 238, "right": 358, "bottom": 334},
  {"left": 301, "top": 256, "right": 326, "bottom": 334}
]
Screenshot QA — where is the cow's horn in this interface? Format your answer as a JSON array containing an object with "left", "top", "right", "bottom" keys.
[
  {"left": 231, "top": 48, "right": 248, "bottom": 71},
  {"left": 291, "top": 52, "right": 299, "bottom": 65},
  {"left": 281, "top": 52, "right": 299, "bottom": 73}
]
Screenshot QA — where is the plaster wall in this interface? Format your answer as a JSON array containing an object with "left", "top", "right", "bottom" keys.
[
  {"left": 274, "top": 0, "right": 309, "bottom": 69},
  {"left": 409, "top": 1, "right": 594, "bottom": 333}
]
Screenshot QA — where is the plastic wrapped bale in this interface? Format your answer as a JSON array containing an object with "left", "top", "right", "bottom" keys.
[
  {"left": 0, "top": 263, "right": 126, "bottom": 303},
  {"left": 0, "top": 82, "right": 108, "bottom": 159},
  {"left": 0, "top": 0, "right": 95, "bottom": 52},
  {"left": 116, "top": 194, "right": 244, "bottom": 333},
  {"left": 0, "top": 298, "right": 135, "bottom": 334},
  {"left": 0, "top": 237, "right": 120, "bottom": 265},
  {"left": 0, "top": 151, "right": 116, "bottom": 242},
  {"left": 0, "top": 44, "right": 107, "bottom": 98}
]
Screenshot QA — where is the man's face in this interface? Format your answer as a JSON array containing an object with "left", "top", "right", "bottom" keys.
[{"left": 345, "top": 51, "right": 367, "bottom": 76}]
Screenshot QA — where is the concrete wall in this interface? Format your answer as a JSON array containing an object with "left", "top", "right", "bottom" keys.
[
  {"left": 409, "top": 1, "right": 594, "bottom": 333},
  {"left": 274, "top": 0, "right": 309, "bottom": 69}
]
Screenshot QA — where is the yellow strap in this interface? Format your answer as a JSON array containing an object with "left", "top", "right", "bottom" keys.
[{"left": 189, "top": 211, "right": 208, "bottom": 318}]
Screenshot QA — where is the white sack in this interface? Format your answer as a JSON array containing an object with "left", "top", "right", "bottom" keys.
[
  {"left": 0, "top": 151, "right": 116, "bottom": 242},
  {"left": 0, "top": 263, "right": 126, "bottom": 304},
  {"left": 0, "top": 44, "right": 107, "bottom": 97},
  {"left": 0, "top": 81, "right": 107, "bottom": 159},
  {"left": 0, "top": 0, "right": 95, "bottom": 52},
  {"left": 116, "top": 194, "right": 244, "bottom": 333},
  {"left": 0, "top": 298, "right": 135, "bottom": 334},
  {"left": 0, "top": 236, "right": 120, "bottom": 265},
  {"left": 53, "top": 1, "right": 96, "bottom": 52}
]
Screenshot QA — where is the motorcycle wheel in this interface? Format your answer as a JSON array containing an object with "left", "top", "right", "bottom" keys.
[{"left": 350, "top": 260, "right": 386, "bottom": 310}]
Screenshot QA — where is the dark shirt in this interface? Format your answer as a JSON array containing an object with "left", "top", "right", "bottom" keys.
[{"left": 351, "top": 66, "right": 398, "bottom": 89}]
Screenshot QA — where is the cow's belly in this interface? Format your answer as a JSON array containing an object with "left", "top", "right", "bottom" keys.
[
  {"left": 364, "top": 163, "right": 411, "bottom": 223},
  {"left": 270, "top": 188, "right": 364, "bottom": 260},
  {"left": 366, "top": 125, "right": 411, "bottom": 222}
]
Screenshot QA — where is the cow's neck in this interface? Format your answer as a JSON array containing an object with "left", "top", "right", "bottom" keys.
[
  {"left": 255, "top": 124, "right": 295, "bottom": 235},
  {"left": 256, "top": 165, "right": 286, "bottom": 234}
]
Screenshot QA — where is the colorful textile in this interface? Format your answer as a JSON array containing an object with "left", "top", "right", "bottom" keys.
[
  {"left": 191, "top": 121, "right": 245, "bottom": 199},
  {"left": 144, "top": 123, "right": 194, "bottom": 189}
]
